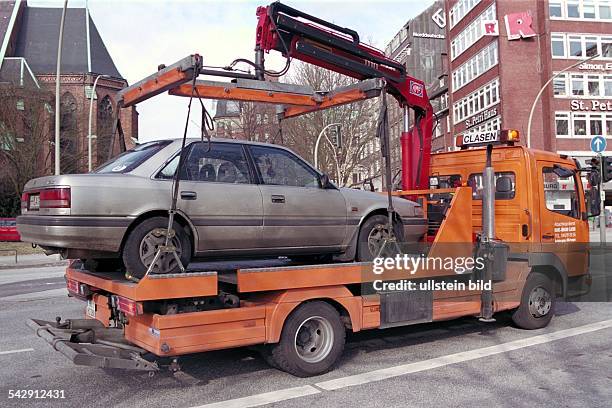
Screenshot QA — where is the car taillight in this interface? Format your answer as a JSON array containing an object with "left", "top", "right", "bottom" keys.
[
  {"left": 40, "top": 187, "right": 71, "bottom": 208},
  {"left": 116, "top": 296, "right": 143, "bottom": 316},
  {"left": 21, "top": 193, "right": 28, "bottom": 210}
]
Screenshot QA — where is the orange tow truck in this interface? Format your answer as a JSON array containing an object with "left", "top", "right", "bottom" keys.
[{"left": 28, "top": 2, "right": 597, "bottom": 377}]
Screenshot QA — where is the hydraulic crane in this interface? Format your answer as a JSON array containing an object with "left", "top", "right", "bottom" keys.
[{"left": 112, "top": 1, "right": 435, "bottom": 192}]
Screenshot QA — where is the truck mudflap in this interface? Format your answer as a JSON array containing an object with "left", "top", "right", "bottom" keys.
[{"left": 27, "top": 318, "right": 159, "bottom": 372}]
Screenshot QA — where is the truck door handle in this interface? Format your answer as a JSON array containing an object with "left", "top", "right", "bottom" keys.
[
  {"left": 271, "top": 194, "right": 285, "bottom": 204},
  {"left": 180, "top": 191, "right": 197, "bottom": 200},
  {"left": 542, "top": 233, "right": 554, "bottom": 240}
]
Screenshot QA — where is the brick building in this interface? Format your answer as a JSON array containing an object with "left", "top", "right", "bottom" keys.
[
  {"left": 384, "top": 0, "right": 451, "bottom": 188},
  {"left": 444, "top": 0, "right": 611, "bottom": 167},
  {"left": 0, "top": 0, "right": 137, "bottom": 175}
]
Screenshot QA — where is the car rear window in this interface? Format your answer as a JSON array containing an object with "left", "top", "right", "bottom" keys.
[{"left": 95, "top": 140, "right": 172, "bottom": 174}]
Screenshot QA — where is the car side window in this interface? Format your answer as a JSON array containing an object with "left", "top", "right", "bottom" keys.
[
  {"left": 157, "top": 143, "right": 251, "bottom": 184},
  {"left": 250, "top": 146, "right": 319, "bottom": 188}
]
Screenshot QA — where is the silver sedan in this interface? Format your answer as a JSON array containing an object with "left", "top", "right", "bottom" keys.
[{"left": 17, "top": 139, "right": 426, "bottom": 278}]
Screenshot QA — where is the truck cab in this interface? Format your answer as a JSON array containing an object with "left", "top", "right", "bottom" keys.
[{"left": 428, "top": 139, "right": 595, "bottom": 298}]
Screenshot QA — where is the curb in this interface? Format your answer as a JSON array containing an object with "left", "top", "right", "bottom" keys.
[{"left": 0, "top": 261, "right": 69, "bottom": 271}]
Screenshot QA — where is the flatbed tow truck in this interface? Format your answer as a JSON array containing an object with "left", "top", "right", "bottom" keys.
[{"left": 28, "top": 2, "right": 598, "bottom": 377}]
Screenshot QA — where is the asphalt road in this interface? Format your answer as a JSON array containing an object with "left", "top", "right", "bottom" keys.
[{"left": 1, "top": 261, "right": 612, "bottom": 408}]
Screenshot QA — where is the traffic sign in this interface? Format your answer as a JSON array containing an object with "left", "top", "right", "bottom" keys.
[{"left": 590, "top": 136, "right": 607, "bottom": 153}]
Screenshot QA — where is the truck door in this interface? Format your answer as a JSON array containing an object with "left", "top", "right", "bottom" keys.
[{"left": 536, "top": 161, "right": 588, "bottom": 278}]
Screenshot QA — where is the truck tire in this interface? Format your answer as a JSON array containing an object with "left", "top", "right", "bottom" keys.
[
  {"left": 512, "top": 272, "right": 555, "bottom": 330},
  {"left": 122, "top": 217, "right": 192, "bottom": 280},
  {"left": 266, "top": 301, "right": 345, "bottom": 377}
]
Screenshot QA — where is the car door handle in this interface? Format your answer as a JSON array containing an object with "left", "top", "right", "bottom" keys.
[
  {"left": 180, "top": 191, "right": 197, "bottom": 200},
  {"left": 271, "top": 194, "right": 285, "bottom": 204}
]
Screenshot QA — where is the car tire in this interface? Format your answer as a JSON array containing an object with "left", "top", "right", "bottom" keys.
[
  {"left": 356, "top": 214, "right": 402, "bottom": 261},
  {"left": 512, "top": 272, "right": 556, "bottom": 330},
  {"left": 122, "top": 217, "right": 192, "bottom": 280},
  {"left": 265, "top": 301, "right": 345, "bottom": 377}
]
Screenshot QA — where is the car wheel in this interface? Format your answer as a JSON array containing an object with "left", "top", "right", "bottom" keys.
[
  {"left": 122, "top": 216, "right": 192, "bottom": 280},
  {"left": 512, "top": 272, "right": 555, "bottom": 330},
  {"left": 264, "top": 301, "right": 345, "bottom": 377},
  {"left": 356, "top": 214, "right": 401, "bottom": 261}
]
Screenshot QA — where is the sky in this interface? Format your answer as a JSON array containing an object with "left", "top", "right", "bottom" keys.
[{"left": 30, "top": 0, "right": 435, "bottom": 142}]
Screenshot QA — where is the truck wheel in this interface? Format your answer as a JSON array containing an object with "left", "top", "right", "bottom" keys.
[
  {"left": 122, "top": 217, "right": 192, "bottom": 280},
  {"left": 512, "top": 272, "right": 555, "bottom": 330},
  {"left": 266, "top": 301, "right": 345, "bottom": 377}
]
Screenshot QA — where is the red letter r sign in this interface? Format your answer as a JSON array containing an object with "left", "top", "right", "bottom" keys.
[{"left": 504, "top": 12, "right": 536, "bottom": 40}]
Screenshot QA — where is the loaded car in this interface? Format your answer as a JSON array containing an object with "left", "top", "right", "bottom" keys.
[{"left": 17, "top": 139, "right": 427, "bottom": 278}]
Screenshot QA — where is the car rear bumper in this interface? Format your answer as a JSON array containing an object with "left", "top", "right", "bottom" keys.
[{"left": 16, "top": 215, "right": 130, "bottom": 253}]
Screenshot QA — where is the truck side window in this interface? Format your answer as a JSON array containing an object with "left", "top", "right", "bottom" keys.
[
  {"left": 468, "top": 172, "right": 516, "bottom": 200},
  {"left": 542, "top": 167, "right": 580, "bottom": 219}
]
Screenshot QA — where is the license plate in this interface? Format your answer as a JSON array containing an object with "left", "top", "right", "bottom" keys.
[
  {"left": 29, "top": 194, "right": 40, "bottom": 210},
  {"left": 86, "top": 300, "right": 96, "bottom": 319}
]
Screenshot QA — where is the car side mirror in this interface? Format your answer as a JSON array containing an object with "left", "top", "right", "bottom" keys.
[{"left": 319, "top": 173, "right": 333, "bottom": 189}]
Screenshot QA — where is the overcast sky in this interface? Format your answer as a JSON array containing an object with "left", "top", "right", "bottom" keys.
[{"left": 30, "top": 0, "right": 435, "bottom": 142}]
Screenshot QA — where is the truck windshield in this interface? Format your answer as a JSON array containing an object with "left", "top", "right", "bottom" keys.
[{"left": 95, "top": 140, "right": 171, "bottom": 174}]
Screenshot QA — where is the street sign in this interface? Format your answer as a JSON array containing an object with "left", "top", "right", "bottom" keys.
[{"left": 590, "top": 136, "right": 607, "bottom": 153}]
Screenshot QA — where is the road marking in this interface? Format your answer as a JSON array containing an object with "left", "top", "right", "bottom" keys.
[
  {"left": 197, "top": 319, "right": 612, "bottom": 407},
  {"left": 0, "top": 348, "right": 34, "bottom": 355},
  {"left": 316, "top": 319, "right": 612, "bottom": 390},
  {"left": 0, "top": 288, "right": 67, "bottom": 301},
  {"left": 192, "top": 385, "right": 320, "bottom": 408}
]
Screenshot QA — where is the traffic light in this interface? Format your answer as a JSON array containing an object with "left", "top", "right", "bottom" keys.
[
  {"left": 603, "top": 156, "right": 612, "bottom": 183},
  {"left": 329, "top": 125, "right": 342, "bottom": 149}
]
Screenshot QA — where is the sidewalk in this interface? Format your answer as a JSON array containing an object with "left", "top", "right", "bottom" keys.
[{"left": 0, "top": 253, "right": 67, "bottom": 269}]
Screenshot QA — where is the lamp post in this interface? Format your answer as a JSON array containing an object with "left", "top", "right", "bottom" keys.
[
  {"left": 526, "top": 53, "right": 599, "bottom": 149},
  {"left": 88, "top": 74, "right": 110, "bottom": 171},
  {"left": 314, "top": 123, "right": 341, "bottom": 183},
  {"left": 54, "top": 0, "right": 68, "bottom": 175}
]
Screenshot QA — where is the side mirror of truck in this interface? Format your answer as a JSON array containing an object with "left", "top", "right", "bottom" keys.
[{"left": 586, "top": 171, "right": 601, "bottom": 217}]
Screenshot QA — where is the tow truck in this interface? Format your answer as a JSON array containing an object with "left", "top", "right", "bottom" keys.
[{"left": 28, "top": 2, "right": 598, "bottom": 377}]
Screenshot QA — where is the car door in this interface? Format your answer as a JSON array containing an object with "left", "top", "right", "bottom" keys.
[
  {"left": 536, "top": 161, "right": 589, "bottom": 279},
  {"left": 164, "top": 142, "right": 263, "bottom": 252},
  {"left": 247, "top": 145, "right": 346, "bottom": 249}
]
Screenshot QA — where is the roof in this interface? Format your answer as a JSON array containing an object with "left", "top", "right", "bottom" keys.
[{"left": 11, "top": 6, "right": 122, "bottom": 78}]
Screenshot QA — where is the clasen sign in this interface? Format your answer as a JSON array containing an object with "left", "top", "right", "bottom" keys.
[{"left": 504, "top": 12, "right": 536, "bottom": 40}]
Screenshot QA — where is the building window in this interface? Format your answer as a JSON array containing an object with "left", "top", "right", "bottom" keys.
[
  {"left": 555, "top": 72, "right": 612, "bottom": 98},
  {"left": 450, "top": 4, "right": 496, "bottom": 60},
  {"left": 449, "top": 0, "right": 482, "bottom": 28},
  {"left": 452, "top": 41, "right": 498, "bottom": 91},
  {"left": 551, "top": 33, "right": 612, "bottom": 60},
  {"left": 550, "top": 0, "right": 563, "bottom": 17},
  {"left": 552, "top": 34, "right": 566, "bottom": 57},
  {"left": 453, "top": 78, "right": 500, "bottom": 124},
  {"left": 554, "top": 73, "right": 568, "bottom": 96},
  {"left": 460, "top": 116, "right": 501, "bottom": 137},
  {"left": 550, "top": 0, "right": 612, "bottom": 20},
  {"left": 556, "top": 112, "right": 570, "bottom": 136},
  {"left": 556, "top": 111, "right": 612, "bottom": 138}
]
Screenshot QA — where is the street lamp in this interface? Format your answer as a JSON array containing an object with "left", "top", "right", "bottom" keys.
[
  {"left": 54, "top": 0, "right": 68, "bottom": 175},
  {"left": 314, "top": 123, "right": 341, "bottom": 183},
  {"left": 88, "top": 74, "right": 110, "bottom": 171},
  {"left": 526, "top": 53, "right": 599, "bottom": 149}
]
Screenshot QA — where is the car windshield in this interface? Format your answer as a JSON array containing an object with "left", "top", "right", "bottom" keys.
[{"left": 95, "top": 140, "right": 171, "bottom": 174}]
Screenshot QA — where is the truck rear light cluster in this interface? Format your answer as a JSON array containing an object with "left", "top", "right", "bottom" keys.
[
  {"left": 116, "top": 296, "right": 144, "bottom": 317},
  {"left": 66, "top": 278, "right": 92, "bottom": 298},
  {"left": 39, "top": 187, "right": 71, "bottom": 208}
]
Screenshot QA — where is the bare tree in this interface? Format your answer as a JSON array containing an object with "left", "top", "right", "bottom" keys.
[
  {"left": 281, "top": 62, "right": 380, "bottom": 187},
  {"left": 0, "top": 85, "right": 54, "bottom": 215}
]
